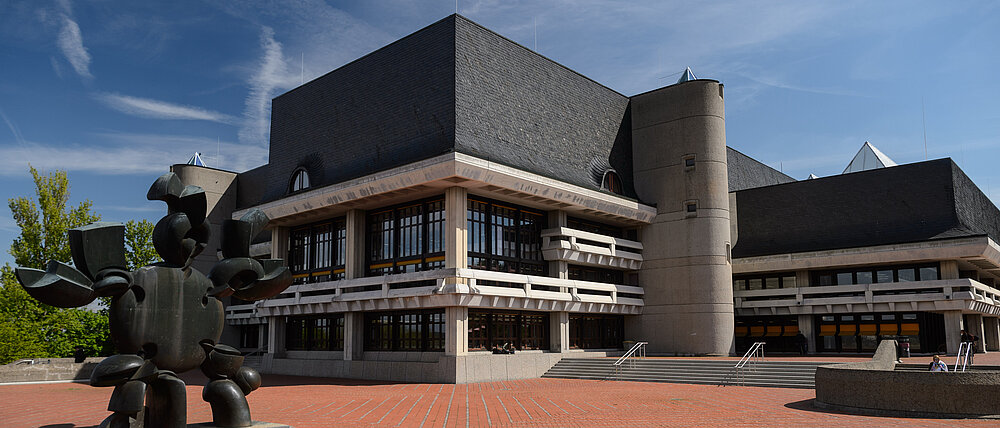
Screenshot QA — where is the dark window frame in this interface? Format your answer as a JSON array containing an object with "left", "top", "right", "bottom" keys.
[
  {"left": 809, "top": 262, "right": 941, "bottom": 286},
  {"left": 285, "top": 314, "right": 345, "bottom": 351},
  {"left": 289, "top": 218, "right": 347, "bottom": 284},
  {"left": 363, "top": 310, "right": 446, "bottom": 352},
  {"left": 467, "top": 310, "right": 550, "bottom": 351},
  {"left": 467, "top": 196, "right": 547, "bottom": 276},
  {"left": 366, "top": 197, "right": 446, "bottom": 276},
  {"left": 569, "top": 314, "right": 624, "bottom": 349},
  {"left": 289, "top": 168, "right": 310, "bottom": 193}
]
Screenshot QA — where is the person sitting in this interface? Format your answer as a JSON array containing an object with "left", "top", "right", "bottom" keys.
[
  {"left": 502, "top": 342, "right": 515, "bottom": 354},
  {"left": 928, "top": 355, "right": 948, "bottom": 372}
]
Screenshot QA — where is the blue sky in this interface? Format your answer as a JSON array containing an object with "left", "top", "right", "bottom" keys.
[{"left": 1, "top": 1, "right": 999, "bottom": 267}]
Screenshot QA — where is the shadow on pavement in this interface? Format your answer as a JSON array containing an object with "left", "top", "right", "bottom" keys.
[{"left": 177, "top": 370, "right": 407, "bottom": 388}]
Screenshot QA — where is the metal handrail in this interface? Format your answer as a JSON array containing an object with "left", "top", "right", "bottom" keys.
[
  {"left": 722, "top": 342, "right": 765, "bottom": 386},
  {"left": 613, "top": 341, "right": 649, "bottom": 377},
  {"left": 956, "top": 341, "right": 973, "bottom": 372}
]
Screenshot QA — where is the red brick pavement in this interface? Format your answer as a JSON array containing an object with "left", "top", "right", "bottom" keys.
[{"left": 2, "top": 373, "right": 996, "bottom": 428}]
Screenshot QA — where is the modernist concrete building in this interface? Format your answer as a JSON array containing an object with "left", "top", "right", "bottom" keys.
[{"left": 174, "top": 15, "right": 1000, "bottom": 383}]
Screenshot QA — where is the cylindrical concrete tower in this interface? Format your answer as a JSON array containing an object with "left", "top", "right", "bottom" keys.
[{"left": 629, "top": 80, "right": 734, "bottom": 356}]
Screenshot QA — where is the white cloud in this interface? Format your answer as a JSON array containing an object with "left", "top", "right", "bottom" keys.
[
  {"left": 96, "top": 93, "right": 237, "bottom": 124},
  {"left": 0, "top": 109, "right": 25, "bottom": 146},
  {"left": 239, "top": 26, "right": 290, "bottom": 146},
  {"left": 57, "top": 13, "right": 92, "bottom": 79},
  {"left": 0, "top": 133, "right": 267, "bottom": 177}
]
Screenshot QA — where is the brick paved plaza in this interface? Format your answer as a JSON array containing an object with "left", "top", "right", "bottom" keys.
[{"left": 2, "top": 368, "right": 996, "bottom": 428}]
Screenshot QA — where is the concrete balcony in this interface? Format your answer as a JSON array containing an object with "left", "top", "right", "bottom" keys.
[
  {"left": 226, "top": 268, "right": 644, "bottom": 320},
  {"left": 734, "top": 278, "right": 1000, "bottom": 316},
  {"left": 540, "top": 227, "right": 642, "bottom": 270}
]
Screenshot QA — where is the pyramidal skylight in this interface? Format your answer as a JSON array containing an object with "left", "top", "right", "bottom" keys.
[{"left": 842, "top": 141, "right": 896, "bottom": 174}]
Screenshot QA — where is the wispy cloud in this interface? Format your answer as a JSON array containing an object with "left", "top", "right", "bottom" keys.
[
  {"left": 0, "top": 108, "right": 25, "bottom": 145},
  {"left": 239, "top": 26, "right": 290, "bottom": 146},
  {"left": 56, "top": 9, "right": 92, "bottom": 79},
  {"left": 96, "top": 93, "right": 237, "bottom": 124},
  {"left": 0, "top": 133, "right": 267, "bottom": 177}
]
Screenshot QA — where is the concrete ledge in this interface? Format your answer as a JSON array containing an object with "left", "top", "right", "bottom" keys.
[
  {"left": 815, "top": 340, "right": 1000, "bottom": 417},
  {"left": 0, "top": 357, "right": 104, "bottom": 384}
]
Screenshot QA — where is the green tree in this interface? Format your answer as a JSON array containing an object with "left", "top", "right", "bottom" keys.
[
  {"left": 1, "top": 166, "right": 111, "bottom": 364},
  {"left": 9, "top": 166, "right": 100, "bottom": 269},
  {"left": 125, "top": 219, "right": 160, "bottom": 270}
]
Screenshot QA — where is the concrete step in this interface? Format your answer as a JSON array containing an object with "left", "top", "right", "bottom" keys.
[{"left": 542, "top": 358, "right": 829, "bottom": 389}]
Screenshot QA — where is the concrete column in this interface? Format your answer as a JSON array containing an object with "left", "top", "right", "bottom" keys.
[
  {"left": 984, "top": 317, "right": 1000, "bottom": 352},
  {"left": 968, "top": 314, "right": 987, "bottom": 354},
  {"left": 797, "top": 314, "right": 816, "bottom": 354},
  {"left": 343, "top": 312, "right": 364, "bottom": 360},
  {"left": 795, "top": 270, "right": 810, "bottom": 288},
  {"left": 547, "top": 211, "right": 568, "bottom": 280},
  {"left": 550, "top": 311, "right": 570, "bottom": 352},
  {"left": 267, "top": 316, "right": 286, "bottom": 358},
  {"left": 631, "top": 79, "right": 733, "bottom": 356},
  {"left": 271, "top": 227, "right": 289, "bottom": 262},
  {"left": 940, "top": 260, "right": 960, "bottom": 280},
  {"left": 944, "top": 310, "right": 965, "bottom": 355},
  {"left": 345, "top": 209, "right": 366, "bottom": 279},
  {"left": 445, "top": 187, "right": 468, "bottom": 270},
  {"left": 445, "top": 306, "right": 469, "bottom": 356}
]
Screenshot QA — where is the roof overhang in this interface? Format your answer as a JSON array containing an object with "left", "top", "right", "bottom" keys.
[
  {"left": 235, "top": 152, "right": 656, "bottom": 227},
  {"left": 733, "top": 236, "right": 1000, "bottom": 275}
]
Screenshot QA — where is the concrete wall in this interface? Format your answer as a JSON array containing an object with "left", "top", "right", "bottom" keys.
[
  {"left": 816, "top": 340, "right": 1000, "bottom": 416},
  {"left": 0, "top": 358, "right": 104, "bottom": 384},
  {"left": 630, "top": 80, "right": 734, "bottom": 356},
  {"left": 262, "top": 350, "right": 609, "bottom": 384}
]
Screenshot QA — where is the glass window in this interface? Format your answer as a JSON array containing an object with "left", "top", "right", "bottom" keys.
[
  {"left": 765, "top": 277, "right": 780, "bottom": 289},
  {"left": 821, "top": 316, "right": 835, "bottom": 322},
  {"left": 363, "top": 310, "right": 445, "bottom": 352},
  {"left": 919, "top": 266, "right": 939, "bottom": 281},
  {"left": 467, "top": 198, "right": 546, "bottom": 275},
  {"left": 601, "top": 171, "right": 623, "bottom": 194},
  {"left": 861, "top": 315, "right": 875, "bottom": 321},
  {"left": 569, "top": 265, "right": 624, "bottom": 284},
  {"left": 897, "top": 268, "right": 915, "bottom": 282},
  {"left": 569, "top": 314, "right": 623, "bottom": 349},
  {"left": 367, "top": 199, "right": 446, "bottom": 275},
  {"left": 876, "top": 269, "right": 894, "bottom": 283},
  {"left": 856, "top": 271, "right": 873, "bottom": 284},
  {"left": 881, "top": 314, "right": 896, "bottom": 321},
  {"left": 285, "top": 315, "right": 344, "bottom": 351},
  {"left": 781, "top": 275, "right": 797, "bottom": 288},
  {"left": 290, "top": 169, "right": 310, "bottom": 192},
  {"left": 748, "top": 278, "right": 763, "bottom": 290},
  {"left": 733, "top": 279, "right": 744, "bottom": 291},
  {"left": 289, "top": 219, "right": 347, "bottom": 284},
  {"left": 841, "top": 315, "right": 855, "bottom": 321},
  {"left": 836, "top": 272, "right": 853, "bottom": 285},
  {"left": 818, "top": 274, "right": 833, "bottom": 286},
  {"left": 903, "top": 314, "right": 918, "bottom": 320},
  {"left": 469, "top": 310, "right": 552, "bottom": 351}
]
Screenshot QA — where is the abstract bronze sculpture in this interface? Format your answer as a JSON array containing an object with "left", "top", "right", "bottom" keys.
[{"left": 15, "top": 172, "right": 293, "bottom": 427}]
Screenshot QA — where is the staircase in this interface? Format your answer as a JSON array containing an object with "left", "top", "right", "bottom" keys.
[{"left": 543, "top": 358, "right": 826, "bottom": 388}]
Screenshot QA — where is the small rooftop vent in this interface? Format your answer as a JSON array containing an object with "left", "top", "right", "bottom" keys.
[
  {"left": 676, "top": 67, "right": 698, "bottom": 84},
  {"left": 187, "top": 152, "right": 207, "bottom": 167},
  {"left": 807, "top": 174, "right": 819, "bottom": 180}
]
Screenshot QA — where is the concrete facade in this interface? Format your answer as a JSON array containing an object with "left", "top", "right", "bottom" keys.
[
  {"left": 170, "top": 14, "right": 1000, "bottom": 385},
  {"left": 630, "top": 81, "right": 734, "bottom": 356}
]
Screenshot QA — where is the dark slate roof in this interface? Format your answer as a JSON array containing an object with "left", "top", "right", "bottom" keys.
[
  {"left": 732, "top": 158, "right": 1000, "bottom": 258},
  {"left": 726, "top": 146, "right": 795, "bottom": 192},
  {"left": 236, "top": 15, "right": 633, "bottom": 209},
  {"left": 452, "top": 17, "right": 632, "bottom": 198}
]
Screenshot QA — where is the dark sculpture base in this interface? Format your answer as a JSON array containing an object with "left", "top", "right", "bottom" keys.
[{"left": 187, "top": 423, "right": 290, "bottom": 428}]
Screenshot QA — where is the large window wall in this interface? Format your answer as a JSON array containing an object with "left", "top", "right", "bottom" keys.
[
  {"left": 468, "top": 310, "right": 549, "bottom": 351},
  {"left": 812, "top": 263, "right": 940, "bottom": 286},
  {"left": 569, "top": 314, "right": 623, "bottom": 349},
  {"left": 467, "top": 197, "right": 546, "bottom": 275},
  {"left": 289, "top": 218, "right": 347, "bottom": 284},
  {"left": 816, "top": 312, "right": 944, "bottom": 353},
  {"left": 363, "top": 310, "right": 446, "bottom": 352},
  {"left": 286, "top": 315, "right": 345, "bottom": 351},
  {"left": 367, "top": 198, "right": 446, "bottom": 275}
]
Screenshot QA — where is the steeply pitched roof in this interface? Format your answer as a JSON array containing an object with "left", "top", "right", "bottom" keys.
[
  {"left": 733, "top": 158, "right": 1000, "bottom": 258},
  {"left": 727, "top": 146, "right": 796, "bottom": 192},
  {"left": 843, "top": 141, "right": 897, "bottom": 174},
  {"left": 238, "top": 15, "right": 633, "bottom": 208}
]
